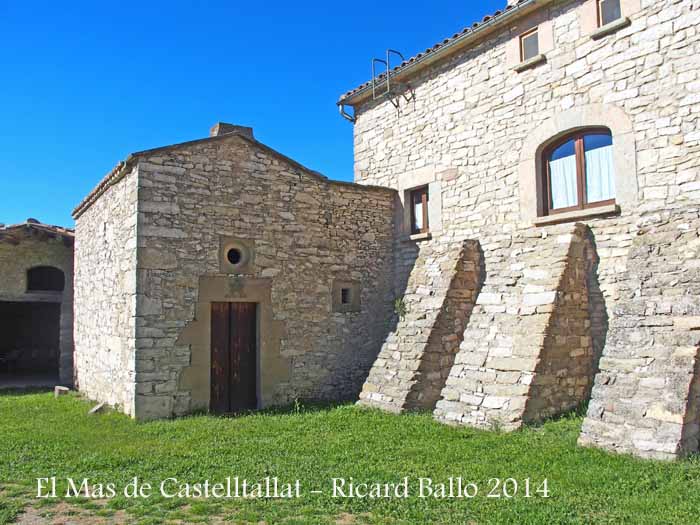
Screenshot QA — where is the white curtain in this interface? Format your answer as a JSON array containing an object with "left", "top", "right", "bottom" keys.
[
  {"left": 413, "top": 201, "right": 423, "bottom": 231},
  {"left": 549, "top": 155, "right": 578, "bottom": 209},
  {"left": 585, "top": 144, "right": 616, "bottom": 203}
]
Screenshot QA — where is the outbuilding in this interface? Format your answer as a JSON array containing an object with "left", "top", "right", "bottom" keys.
[{"left": 0, "top": 220, "right": 74, "bottom": 387}]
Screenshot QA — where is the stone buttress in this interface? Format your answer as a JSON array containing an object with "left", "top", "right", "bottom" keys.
[
  {"left": 579, "top": 209, "right": 700, "bottom": 460},
  {"left": 358, "top": 240, "right": 483, "bottom": 412},
  {"left": 434, "top": 223, "right": 600, "bottom": 430}
]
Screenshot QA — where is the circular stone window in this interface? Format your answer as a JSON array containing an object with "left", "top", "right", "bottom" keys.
[
  {"left": 220, "top": 239, "right": 253, "bottom": 274},
  {"left": 227, "top": 248, "right": 243, "bottom": 265}
]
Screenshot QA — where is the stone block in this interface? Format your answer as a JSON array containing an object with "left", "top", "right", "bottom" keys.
[{"left": 54, "top": 386, "right": 70, "bottom": 398}]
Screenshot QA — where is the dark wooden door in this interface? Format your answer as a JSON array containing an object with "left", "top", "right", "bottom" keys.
[{"left": 210, "top": 302, "right": 257, "bottom": 413}]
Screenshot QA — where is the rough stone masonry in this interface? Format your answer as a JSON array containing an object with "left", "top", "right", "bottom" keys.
[
  {"left": 72, "top": 0, "right": 699, "bottom": 461},
  {"left": 0, "top": 221, "right": 74, "bottom": 385},
  {"left": 73, "top": 126, "right": 395, "bottom": 419},
  {"left": 338, "top": 0, "right": 700, "bottom": 460}
]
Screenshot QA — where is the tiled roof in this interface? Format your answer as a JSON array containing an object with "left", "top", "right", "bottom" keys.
[
  {"left": 338, "top": 0, "right": 532, "bottom": 104},
  {"left": 71, "top": 160, "right": 130, "bottom": 220},
  {"left": 0, "top": 220, "right": 74, "bottom": 245}
]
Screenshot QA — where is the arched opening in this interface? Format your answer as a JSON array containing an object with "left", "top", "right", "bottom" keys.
[
  {"left": 27, "top": 266, "right": 65, "bottom": 292},
  {"left": 518, "top": 104, "right": 637, "bottom": 223},
  {"left": 540, "top": 128, "right": 615, "bottom": 216}
]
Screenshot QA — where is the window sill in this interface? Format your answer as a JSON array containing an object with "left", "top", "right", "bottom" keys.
[
  {"left": 591, "top": 17, "right": 631, "bottom": 40},
  {"left": 405, "top": 232, "right": 432, "bottom": 242},
  {"left": 512, "top": 54, "right": 547, "bottom": 73},
  {"left": 534, "top": 204, "right": 620, "bottom": 226}
]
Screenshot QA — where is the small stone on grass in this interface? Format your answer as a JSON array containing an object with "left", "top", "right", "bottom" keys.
[{"left": 54, "top": 386, "right": 70, "bottom": 398}]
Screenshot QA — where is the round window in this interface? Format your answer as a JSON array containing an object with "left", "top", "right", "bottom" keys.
[{"left": 227, "top": 248, "right": 243, "bottom": 265}]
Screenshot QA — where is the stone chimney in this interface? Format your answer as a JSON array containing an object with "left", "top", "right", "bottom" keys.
[{"left": 209, "top": 122, "right": 254, "bottom": 139}]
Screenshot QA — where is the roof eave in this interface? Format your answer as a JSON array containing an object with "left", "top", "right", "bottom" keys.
[
  {"left": 338, "top": 0, "right": 552, "bottom": 107},
  {"left": 0, "top": 223, "right": 75, "bottom": 246}
]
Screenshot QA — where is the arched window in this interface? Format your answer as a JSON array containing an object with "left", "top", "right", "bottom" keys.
[
  {"left": 27, "top": 266, "right": 65, "bottom": 292},
  {"left": 542, "top": 129, "right": 616, "bottom": 215}
]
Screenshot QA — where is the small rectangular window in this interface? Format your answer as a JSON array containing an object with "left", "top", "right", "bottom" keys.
[
  {"left": 520, "top": 27, "right": 539, "bottom": 62},
  {"left": 598, "top": 0, "right": 622, "bottom": 27},
  {"left": 333, "top": 280, "right": 360, "bottom": 313},
  {"left": 410, "top": 187, "right": 429, "bottom": 234}
]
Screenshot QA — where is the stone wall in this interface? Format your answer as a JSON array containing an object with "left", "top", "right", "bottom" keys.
[
  {"left": 98, "top": 133, "right": 396, "bottom": 419},
  {"left": 73, "top": 167, "right": 139, "bottom": 415},
  {"left": 358, "top": 239, "right": 483, "bottom": 412},
  {"left": 0, "top": 232, "right": 74, "bottom": 384},
  {"left": 348, "top": 0, "right": 700, "bottom": 457},
  {"left": 433, "top": 223, "right": 599, "bottom": 429},
  {"left": 352, "top": 0, "right": 699, "bottom": 268},
  {"left": 579, "top": 208, "right": 700, "bottom": 460}
]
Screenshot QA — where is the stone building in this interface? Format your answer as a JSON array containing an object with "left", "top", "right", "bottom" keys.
[
  {"left": 72, "top": 124, "right": 395, "bottom": 420},
  {"left": 337, "top": 0, "right": 700, "bottom": 460},
  {"left": 72, "top": 0, "right": 699, "bottom": 461},
  {"left": 0, "top": 220, "right": 74, "bottom": 386}
]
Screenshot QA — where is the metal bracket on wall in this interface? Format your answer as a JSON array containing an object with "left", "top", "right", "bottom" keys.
[
  {"left": 339, "top": 104, "right": 356, "bottom": 123},
  {"left": 371, "top": 49, "right": 415, "bottom": 110}
]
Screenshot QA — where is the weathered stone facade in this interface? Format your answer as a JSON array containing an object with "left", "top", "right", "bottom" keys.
[
  {"left": 73, "top": 129, "right": 395, "bottom": 419},
  {"left": 433, "top": 223, "right": 600, "bottom": 430},
  {"left": 71, "top": 0, "right": 699, "bottom": 460},
  {"left": 74, "top": 170, "right": 139, "bottom": 413},
  {"left": 338, "top": 0, "right": 700, "bottom": 459},
  {"left": 579, "top": 208, "right": 700, "bottom": 460},
  {"left": 358, "top": 239, "right": 483, "bottom": 412},
  {"left": 0, "top": 222, "right": 74, "bottom": 384}
]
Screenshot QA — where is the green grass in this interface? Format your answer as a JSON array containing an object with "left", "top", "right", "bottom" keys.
[{"left": 0, "top": 391, "right": 699, "bottom": 524}]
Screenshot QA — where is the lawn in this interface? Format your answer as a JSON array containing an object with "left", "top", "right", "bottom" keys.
[{"left": 0, "top": 391, "right": 699, "bottom": 524}]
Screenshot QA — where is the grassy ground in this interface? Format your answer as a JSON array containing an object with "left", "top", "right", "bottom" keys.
[{"left": 0, "top": 391, "right": 699, "bottom": 525}]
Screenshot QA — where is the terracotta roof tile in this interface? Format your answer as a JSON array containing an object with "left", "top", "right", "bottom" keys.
[
  {"left": 337, "top": 0, "right": 530, "bottom": 104},
  {"left": 0, "top": 220, "right": 74, "bottom": 245}
]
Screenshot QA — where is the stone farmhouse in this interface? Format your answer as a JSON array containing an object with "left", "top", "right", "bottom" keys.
[
  {"left": 0, "top": 221, "right": 74, "bottom": 387},
  {"left": 72, "top": 124, "right": 395, "bottom": 420},
  {"left": 69, "top": 0, "right": 699, "bottom": 461}
]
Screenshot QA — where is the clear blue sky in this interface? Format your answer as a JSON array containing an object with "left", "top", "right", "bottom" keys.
[{"left": 0, "top": 0, "right": 504, "bottom": 228}]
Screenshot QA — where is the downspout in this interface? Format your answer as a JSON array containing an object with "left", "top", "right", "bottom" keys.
[{"left": 339, "top": 104, "right": 356, "bottom": 123}]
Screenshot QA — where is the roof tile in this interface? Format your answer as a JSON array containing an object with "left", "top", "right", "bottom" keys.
[{"left": 338, "top": 0, "right": 528, "bottom": 103}]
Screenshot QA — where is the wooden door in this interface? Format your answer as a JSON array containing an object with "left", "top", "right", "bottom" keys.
[{"left": 210, "top": 302, "right": 257, "bottom": 413}]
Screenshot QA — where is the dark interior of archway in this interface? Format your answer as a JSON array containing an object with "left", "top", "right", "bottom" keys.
[{"left": 0, "top": 302, "right": 60, "bottom": 376}]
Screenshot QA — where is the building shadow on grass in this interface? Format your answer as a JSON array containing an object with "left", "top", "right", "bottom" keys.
[
  {"left": 209, "top": 399, "right": 355, "bottom": 419},
  {"left": 0, "top": 386, "right": 55, "bottom": 397}
]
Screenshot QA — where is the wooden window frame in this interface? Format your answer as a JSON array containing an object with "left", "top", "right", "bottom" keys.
[
  {"left": 520, "top": 27, "right": 539, "bottom": 62},
  {"left": 541, "top": 128, "right": 616, "bottom": 216},
  {"left": 410, "top": 186, "right": 430, "bottom": 234},
  {"left": 597, "top": 0, "right": 622, "bottom": 27}
]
